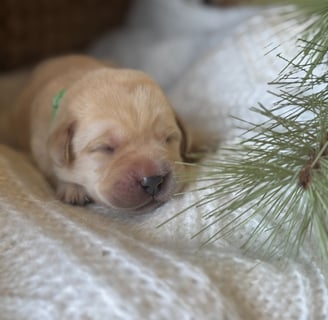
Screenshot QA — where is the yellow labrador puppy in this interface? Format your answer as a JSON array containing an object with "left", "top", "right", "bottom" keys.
[{"left": 12, "top": 55, "right": 193, "bottom": 214}]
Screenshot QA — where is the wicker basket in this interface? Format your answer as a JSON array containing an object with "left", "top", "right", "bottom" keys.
[{"left": 0, "top": 0, "right": 131, "bottom": 70}]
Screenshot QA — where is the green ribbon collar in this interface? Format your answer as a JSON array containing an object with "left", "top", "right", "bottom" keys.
[{"left": 52, "top": 89, "right": 67, "bottom": 119}]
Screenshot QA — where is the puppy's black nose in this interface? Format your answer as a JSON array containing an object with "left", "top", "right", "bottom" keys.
[{"left": 141, "top": 175, "right": 164, "bottom": 196}]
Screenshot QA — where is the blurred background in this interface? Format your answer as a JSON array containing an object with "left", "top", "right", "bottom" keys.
[{"left": 0, "top": 0, "right": 257, "bottom": 71}]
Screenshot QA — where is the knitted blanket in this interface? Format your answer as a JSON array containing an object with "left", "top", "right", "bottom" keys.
[{"left": 1, "top": 1, "right": 327, "bottom": 319}]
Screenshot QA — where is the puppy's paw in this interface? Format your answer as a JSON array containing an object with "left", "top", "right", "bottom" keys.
[{"left": 56, "top": 182, "right": 92, "bottom": 206}]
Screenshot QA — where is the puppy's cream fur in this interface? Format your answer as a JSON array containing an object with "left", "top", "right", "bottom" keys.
[{"left": 13, "top": 55, "right": 193, "bottom": 214}]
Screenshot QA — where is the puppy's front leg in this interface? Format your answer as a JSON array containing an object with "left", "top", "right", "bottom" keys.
[{"left": 56, "top": 181, "right": 92, "bottom": 206}]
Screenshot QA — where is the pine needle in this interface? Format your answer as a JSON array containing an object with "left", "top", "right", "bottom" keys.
[{"left": 167, "top": 1, "right": 328, "bottom": 259}]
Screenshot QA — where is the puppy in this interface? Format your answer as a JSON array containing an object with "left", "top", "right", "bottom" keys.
[{"left": 12, "top": 55, "right": 193, "bottom": 214}]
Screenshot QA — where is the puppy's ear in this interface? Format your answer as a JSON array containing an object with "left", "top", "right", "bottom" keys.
[
  {"left": 48, "top": 121, "right": 76, "bottom": 167},
  {"left": 175, "top": 115, "right": 192, "bottom": 162},
  {"left": 176, "top": 116, "right": 220, "bottom": 163}
]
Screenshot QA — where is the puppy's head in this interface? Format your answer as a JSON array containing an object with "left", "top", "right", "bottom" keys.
[{"left": 48, "top": 68, "right": 190, "bottom": 214}]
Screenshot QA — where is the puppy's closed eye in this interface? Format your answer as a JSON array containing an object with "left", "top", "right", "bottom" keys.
[{"left": 91, "top": 144, "right": 116, "bottom": 154}]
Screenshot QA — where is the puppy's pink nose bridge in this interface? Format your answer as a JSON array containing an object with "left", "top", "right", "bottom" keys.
[{"left": 140, "top": 175, "right": 164, "bottom": 196}]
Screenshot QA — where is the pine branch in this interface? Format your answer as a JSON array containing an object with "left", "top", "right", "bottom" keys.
[{"left": 176, "top": 1, "right": 328, "bottom": 259}]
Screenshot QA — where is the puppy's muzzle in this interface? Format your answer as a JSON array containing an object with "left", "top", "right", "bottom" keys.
[
  {"left": 99, "top": 158, "right": 176, "bottom": 213},
  {"left": 140, "top": 175, "right": 165, "bottom": 196}
]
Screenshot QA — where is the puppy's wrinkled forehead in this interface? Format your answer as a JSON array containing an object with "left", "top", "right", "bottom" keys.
[
  {"left": 68, "top": 68, "right": 175, "bottom": 124},
  {"left": 67, "top": 68, "right": 178, "bottom": 143}
]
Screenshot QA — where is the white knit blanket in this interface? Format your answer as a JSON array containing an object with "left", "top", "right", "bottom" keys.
[{"left": 1, "top": 1, "right": 328, "bottom": 319}]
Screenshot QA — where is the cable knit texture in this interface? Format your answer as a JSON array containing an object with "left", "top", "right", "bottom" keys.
[{"left": 1, "top": 1, "right": 328, "bottom": 319}]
